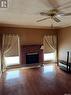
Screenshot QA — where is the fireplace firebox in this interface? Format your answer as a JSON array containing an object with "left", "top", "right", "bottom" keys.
[{"left": 26, "top": 53, "right": 39, "bottom": 64}]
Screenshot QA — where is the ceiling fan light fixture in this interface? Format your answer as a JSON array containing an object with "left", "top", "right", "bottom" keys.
[
  {"left": 57, "top": 14, "right": 61, "bottom": 17},
  {"left": 59, "top": 13, "right": 64, "bottom": 16}
]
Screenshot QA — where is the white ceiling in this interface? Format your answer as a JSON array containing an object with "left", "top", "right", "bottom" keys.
[{"left": 0, "top": 0, "right": 71, "bottom": 28}]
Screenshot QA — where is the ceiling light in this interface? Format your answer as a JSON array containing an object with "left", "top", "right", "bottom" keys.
[{"left": 57, "top": 14, "right": 61, "bottom": 17}]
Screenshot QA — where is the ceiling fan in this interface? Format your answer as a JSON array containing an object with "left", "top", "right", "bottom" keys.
[{"left": 37, "top": 0, "right": 71, "bottom": 23}]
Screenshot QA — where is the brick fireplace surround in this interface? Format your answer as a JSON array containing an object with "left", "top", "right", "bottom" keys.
[{"left": 20, "top": 45, "right": 43, "bottom": 65}]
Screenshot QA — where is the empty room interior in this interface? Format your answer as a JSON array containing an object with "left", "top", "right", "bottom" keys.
[{"left": 0, "top": 0, "right": 71, "bottom": 95}]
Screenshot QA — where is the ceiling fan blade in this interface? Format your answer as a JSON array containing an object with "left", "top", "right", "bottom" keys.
[
  {"left": 47, "top": 0, "right": 59, "bottom": 8},
  {"left": 40, "top": 12, "right": 48, "bottom": 16},
  {"left": 59, "top": 5, "right": 71, "bottom": 10},
  {"left": 64, "top": 13, "right": 71, "bottom": 16},
  {"left": 53, "top": 17, "right": 61, "bottom": 22},
  {"left": 58, "top": 1, "right": 71, "bottom": 10},
  {"left": 37, "top": 17, "right": 49, "bottom": 22},
  {"left": 39, "top": 0, "right": 71, "bottom": 10},
  {"left": 59, "top": 13, "right": 71, "bottom": 16},
  {"left": 39, "top": 0, "right": 60, "bottom": 8}
]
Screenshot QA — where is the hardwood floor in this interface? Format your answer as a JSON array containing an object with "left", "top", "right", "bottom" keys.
[{"left": 0, "top": 64, "right": 71, "bottom": 95}]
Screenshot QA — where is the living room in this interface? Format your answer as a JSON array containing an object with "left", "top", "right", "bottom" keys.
[{"left": 0, "top": 0, "right": 71, "bottom": 95}]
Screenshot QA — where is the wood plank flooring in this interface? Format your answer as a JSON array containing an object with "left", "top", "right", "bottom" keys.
[{"left": 0, "top": 64, "right": 71, "bottom": 95}]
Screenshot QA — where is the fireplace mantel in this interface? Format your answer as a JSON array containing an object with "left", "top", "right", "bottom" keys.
[{"left": 20, "top": 45, "right": 43, "bottom": 64}]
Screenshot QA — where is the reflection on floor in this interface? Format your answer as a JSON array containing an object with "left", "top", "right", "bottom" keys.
[
  {"left": 43, "top": 64, "right": 55, "bottom": 73},
  {"left": 6, "top": 64, "right": 55, "bottom": 80},
  {"left": 6, "top": 70, "right": 20, "bottom": 80},
  {"left": 0, "top": 64, "right": 71, "bottom": 95}
]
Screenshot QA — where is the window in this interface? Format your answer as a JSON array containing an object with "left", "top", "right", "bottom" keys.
[
  {"left": 5, "top": 56, "right": 19, "bottom": 66},
  {"left": 44, "top": 52, "right": 55, "bottom": 61}
]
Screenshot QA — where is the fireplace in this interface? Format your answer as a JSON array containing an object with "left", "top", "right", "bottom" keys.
[
  {"left": 26, "top": 53, "right": 39, "bottom": 64},
  {"left": 21, "top": 45, "right": 43, "bottom": 64}
]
